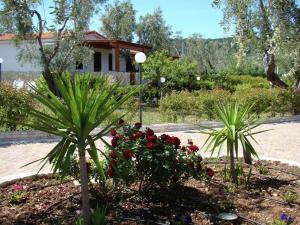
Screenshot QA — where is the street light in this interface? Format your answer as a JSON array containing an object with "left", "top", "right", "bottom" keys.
[
  {"left": 196, "top": 76, "right": 201, "bottom": 81},
  {"left": 160, "top": 77, "right": 166, "bottom": 99},
  {"left": 0, "top": 58, "right": 3, "bottom": 82},
  {"left": 135, "top": 52, "right": 147, "bottom": 124}
]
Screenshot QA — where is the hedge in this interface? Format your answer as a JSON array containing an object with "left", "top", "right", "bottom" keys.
[{"left": 159, "top": 88, "right": 300, "bottom": 122}]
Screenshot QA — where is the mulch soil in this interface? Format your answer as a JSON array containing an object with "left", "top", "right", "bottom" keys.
[{"left": 0, "top": 159, "right": 299, "bottom": 225}]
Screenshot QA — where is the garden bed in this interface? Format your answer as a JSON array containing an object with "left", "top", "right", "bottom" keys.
[{"left": 0, "top": 159, "right": 299, "bottom": 225}]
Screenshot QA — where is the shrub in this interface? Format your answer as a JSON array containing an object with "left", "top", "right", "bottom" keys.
[
  {"left": 282, "top": 190, "right": 298, "bottom": 204},
  {"left": 194, "top": 90, "right": 231, "bottom": 120},
  {"left": 233, "top": 88, "right": 275, "bottom": 116},
  {"left": 230, "top": 75, "right": 270, "bottom": 91},
  {"left": 105, "top": 124, "right": 209, "bottom": 188},
  {"left": 159, "top": 91, "right": 195, "bottom": 122},
  {"left": 0, "top": 83, "right": 33, "bottom": 131},
  {"left": 292, "top": 91, "right": 300, "bottom": 114}
]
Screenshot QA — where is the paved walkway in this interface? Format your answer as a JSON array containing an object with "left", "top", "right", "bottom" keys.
[{"left": 1, "top": 122, "right": 300, "bottom": 183}]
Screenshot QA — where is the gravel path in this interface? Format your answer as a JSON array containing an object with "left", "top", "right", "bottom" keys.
[{"left": 1, "top": 122, "right": 300, "bottom": 183}]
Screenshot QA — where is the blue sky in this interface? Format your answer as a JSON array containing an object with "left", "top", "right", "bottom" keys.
[
  {"left": 40, "top": 0, "right": 300, "bottom": 39},
  {"left": 93, "top": 0, "right": 232, "bottom": 39}
]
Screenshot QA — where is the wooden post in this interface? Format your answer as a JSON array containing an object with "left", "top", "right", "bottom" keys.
[{"left": 115, "top": 45, "right": 120, "bottom": 72}]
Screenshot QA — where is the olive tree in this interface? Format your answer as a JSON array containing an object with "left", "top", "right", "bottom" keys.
[
  {"left": 213, "top": 0, "right": 300, "bottom": 88},
  {"left": 0, "top": 0, "right": 106, "bottom": 93}
]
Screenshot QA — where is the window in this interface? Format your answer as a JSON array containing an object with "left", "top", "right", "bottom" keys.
[
  {"left": 94, "top": 52, "right": 102, "bottom": 72},
  {"left": 109, "top": 53, "right": 113, "bottom": 71},
  {"left": 76, "top": 61, "right": 83, "bottom": 70}
]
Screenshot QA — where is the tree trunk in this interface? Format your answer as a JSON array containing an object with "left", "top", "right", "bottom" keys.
[
  {"left": 228, "top": 141, "right": 238, "bottom": 185},
  {"left": 243, "top": 149, "right": 252, "bottom": 165},
  {"left": 79, "top": 147, "right": 91, "bottom": 225},
  {"left": 295, "top": 77, "right": 300, "bottom": 89},
  {"left": 263, "top": 51, "right": 288, "bottom": 88},
  {"left": 42, "top": 67, "right": 60, "bottom": 96}
]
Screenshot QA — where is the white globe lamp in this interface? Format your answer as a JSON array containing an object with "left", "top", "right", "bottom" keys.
[{"left": 135, "top": 52, "right": 146, "bottom": 64}]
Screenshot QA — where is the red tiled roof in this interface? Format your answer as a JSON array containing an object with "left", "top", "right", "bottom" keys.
[
  {"left": 0, "top": 32, "right": 55, "bottom": 41},
  {"left": 0, "top": 31, "right": 106, "bottom": 41}
]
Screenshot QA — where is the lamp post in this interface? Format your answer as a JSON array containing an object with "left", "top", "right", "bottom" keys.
[
  {"left": 0, "top": 58, "right": 3, "bottom": 83},
  {"left": 135, "top": 52, "right": 147, "bottom": 124},
  {"left": 160, "top": 77, "right": 166, "bottom": 99}
]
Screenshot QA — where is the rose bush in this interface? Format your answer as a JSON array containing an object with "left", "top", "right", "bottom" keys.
[{"left": 105, "top": 123, "right": 212, "bottom": 188}]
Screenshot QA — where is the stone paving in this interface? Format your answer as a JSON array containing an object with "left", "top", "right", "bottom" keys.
[{"left": 1, "top": 121, "right": 300, "bottom": 183}]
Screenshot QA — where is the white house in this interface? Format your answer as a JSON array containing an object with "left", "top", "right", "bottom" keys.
[{"left": 0, "top": 31, "right": 151, "bottom": 83}]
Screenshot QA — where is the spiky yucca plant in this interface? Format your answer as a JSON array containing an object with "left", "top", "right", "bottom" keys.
[
  {"left": 26, "top": 73, "right": 136, "bottom": 225},
  {"left": 200, "top": 102, "right": 268, "bottom": 184}
]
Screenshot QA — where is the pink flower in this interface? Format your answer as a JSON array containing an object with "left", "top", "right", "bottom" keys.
[{"left": 13, "top": 184, "right": 24, "bottom": 191}]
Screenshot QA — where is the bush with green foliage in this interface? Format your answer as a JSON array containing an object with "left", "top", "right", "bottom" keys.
[
  {"left": 159, "top": 91, "right": 194, "bottom": 122},
  {"left": 159, "top": 88, "right": 300, "bottom": 122},
  {"left": 143, "top": 50, "right": 198, "bottom": 93},
  {"left": 0, "top": 83, "right": 33, "bottom": 131},
  {"left": 105, "top": 124, "right": 211, "bottom": 189},
  {"left": 194, "top": 90, "right": 232, "bottom": 120}
]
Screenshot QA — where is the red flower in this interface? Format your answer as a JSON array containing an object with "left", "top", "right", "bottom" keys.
[
  {"left": 146, "top": 142, "right": 155, "bottom": 150},
  {"left": 206, "top": 168, "right": 215, "bottom": 177},
  {"left": 160, "top": 134, "right": 170, "bottom": 142},
  {"left": 134, "top": 131, "right": 143, "bottom": 139},
  {"left": 110, "top": 129, "right": 117, "bottom": 136},
  {"left": 108, "top": 166, "right": 114, "bottom": 177},
  {"left": 111, "top": 137, "right": 118, "bottom": 147},
  {"left": 110, "top": 159, "right": 117, "bottom": 166},
  {"left": 188, "top": 139, "right": 193, "bottom": 145},
  {"left": 110, "top": 151, "right": 117, "bottom": 159},
  {"left": 146, "top": 135, "right": 157, "bottom": 143},
  {"left": 129, "top": 135, "right": 136, "bottom": 141},
  {"left": 123, "top": 150, "right": 133, "bottom": 159},
  {"left": 187, "top": 145, "right": 199, "bottom": 153},
  {"left": 171, "top": 136, "right": 181, "bottom": 147},
  {"left": 145, "top": 128, "right": 154, "bottom": 136},
  {"left": 134, "top": 122, "right": 142, "bottom": 129}
]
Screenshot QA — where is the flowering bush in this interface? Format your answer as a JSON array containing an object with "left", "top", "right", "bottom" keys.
[{"left": 105, "top": 123, "right": 211, "bottom": 188}]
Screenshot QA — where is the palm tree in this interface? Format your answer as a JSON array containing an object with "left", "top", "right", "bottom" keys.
[
  {"left": 26, "top": 73, "right": 136, "bottom": 225},
  {"left": 200, "top": 103, "right": 268, "bottom": 184}
]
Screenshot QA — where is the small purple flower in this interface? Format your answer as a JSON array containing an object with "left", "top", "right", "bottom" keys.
[
  {"left": 281, "top": 213, "right": 288, "bottom": 221},
  {"left": 281, "top": 213, "right": 293, "bottom": 224},
  {"left": 184, "top": 214, "right": 192, "bottom": 224}
]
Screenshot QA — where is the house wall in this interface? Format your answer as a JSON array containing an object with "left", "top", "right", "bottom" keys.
[
  {"left": 0, "top": 40, "right": 45, "bottom": 73},
  {"left": 0, "top": 40, "right": 127, "bottom": 75}
]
